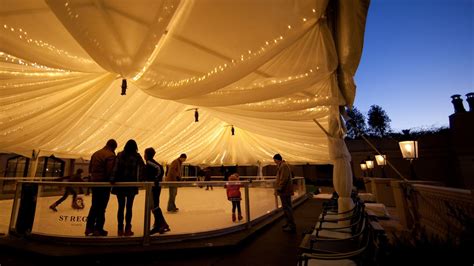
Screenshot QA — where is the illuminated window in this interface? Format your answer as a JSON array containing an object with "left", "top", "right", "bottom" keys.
[
  {"left": 35, "top": 156, "right": 64, "bottom": 177},
  {"left": 5, "top": 155, "right": 30, "bottom": 177}
]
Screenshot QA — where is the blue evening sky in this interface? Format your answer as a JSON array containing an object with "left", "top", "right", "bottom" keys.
[{"left": 354, "top": 0, "right": 473, "bottom": 131}]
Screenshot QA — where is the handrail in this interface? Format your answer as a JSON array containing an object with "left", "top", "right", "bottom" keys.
[
  {"left": 9, "top": 176, "right": 304, "bottom": 187},
  {"left": 1, "top": 176, "right": 302, "bottom": 181},
  {"left": 16, "top": 181, "right": 153, "bottom": 186},
  {"left": 0, "top": 177, "right": 63, "bottom": 180},
  {"left": 5, "top": 177, "right": 307, "bottom": 246}
]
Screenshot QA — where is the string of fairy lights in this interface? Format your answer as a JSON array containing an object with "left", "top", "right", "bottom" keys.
[
  {"left": 2, "top": 24, "right": 95, "bottom": 66},
  {"left": 134, "top": 8, "right": 320, "bottom": 91},
  {"left": 2, "top": 4, "right": 333, "bottom": 139},
  {"left": 0, "top": 52, "right": 71, "bottom": 74}
]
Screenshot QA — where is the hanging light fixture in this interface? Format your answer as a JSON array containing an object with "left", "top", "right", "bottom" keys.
[
  {"left": 121, "top": 79, "right": 127, "bottom": 95},
  {"left": 194, "top": 109, "right": 199, "bottom": 122},
  {"left": 224, "top": 125, "right": 235, "bottom": 136},
  {"left": 185, "top": 108, "right": 199, "bottom": 122}
]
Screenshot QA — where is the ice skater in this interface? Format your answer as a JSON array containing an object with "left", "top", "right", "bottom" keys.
[
  {"left": 49, "top": 169, "right": 84, "bottom": 212},
  {"left": 144, "top": 147, "right": 170, "bottom": 235},
  {"left": 226, "top": 173, "right": 243, "bottom": 222}
]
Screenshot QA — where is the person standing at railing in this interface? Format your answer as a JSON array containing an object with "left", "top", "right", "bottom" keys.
[
  {"left": 85, "top": 139, "right": 117, "bottom": 237},
  {"left": 110, "top": 139, "right": 145, "bottom": 237},
  {"left": 144, "top": 147, "right": 170, "bottom": 235},
  {"left": 204, "top": 167, "right": 213, "bottom": 190},
  {"left": 197, "top": 166, "right": 205, "bottom": 188},
  {"left": 226, "top": 173, "right": 243, "bottom": 222},
  {"left": 273, "top": 153, "right": 296, "bottom": 233},
  {"left": 49, "top": 169, "right": 84, "bottom": 212},
  {"left": 165, "top": 153, "right": 187, "bottom": 212}
]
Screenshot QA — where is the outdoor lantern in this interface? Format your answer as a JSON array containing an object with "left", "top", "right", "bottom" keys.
[
  {"left": 365, "top": 158, "right": 374, "bottom": 177},
  {"left": 375, "top": 154, "right": 387, "bottom": 178},
  {"left": 360, "top": 161, "right": 367, "bottom": 177},
  {"left": 365, "top": 159, "right": 374, "bottom": 169},
  {"left": 399, "top": 140, "right": 419, "bottom": 179},
  {"left": 399, "top": 141, "right": 418, "bottom": 161},
  {"left": 375, "top": 154, "right": 387, "bottom": 166}
]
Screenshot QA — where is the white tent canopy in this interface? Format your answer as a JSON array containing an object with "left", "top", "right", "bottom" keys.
[{"left": 0, "top": 0, "right": 369, "bottom": 167}]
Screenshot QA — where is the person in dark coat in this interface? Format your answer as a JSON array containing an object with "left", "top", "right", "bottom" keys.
[
  {"left": 85, "top": 139, "right": 117, "bottom": 237},
  {"left": 204, "top": 167, "right": 213, "bottom": 190},
  {"left": 110, "top": 139, "right": 144, "bottom": 236},
  {"left": 144, "top": 147, "right": 170, "bottom": 235},
  {"left": 273, "top": 153, "right": 296, "bottom": 233}
]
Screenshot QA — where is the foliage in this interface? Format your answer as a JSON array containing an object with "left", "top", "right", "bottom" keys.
[
  {"left": 345, "top": 107, "right": 367, "bottom": 139},
  {"left": 389, "top": 126, "right": 450, "bottom": 140},
  {"left": 343, "top": 104, "right": 448, "bottom": 140},
  {"left": 367, "top": 105, "right": 391, "bottom": 137}
]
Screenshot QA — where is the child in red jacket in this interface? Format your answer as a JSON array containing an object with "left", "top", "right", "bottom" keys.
[{"left": 226, "top": 173, "right": 243, "bottom": 222}]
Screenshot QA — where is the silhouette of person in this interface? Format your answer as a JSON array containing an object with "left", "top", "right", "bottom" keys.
[
  {"left": 110, "top": 139, "right": 145, "bottom": 237},
  {"left": 144, "top": 147, "right": 170, "bottom": 235},
  {"left": 85, "top": 139, "right": 117, "bottom": 237},
  {"left": 273, "top": 153, "right": 296, "bottom": 233},
  {"left": 49, "top": 169, "right": 84, "bottom": 212},
  {"left": 226, "top": 173, "right": 242, "bottom": 222},
  {"left": 204, "top": 167, "right": 213, "bottom": 190},
  {"left": 165, "top": 153, "right": 186, "bottom": 212}
]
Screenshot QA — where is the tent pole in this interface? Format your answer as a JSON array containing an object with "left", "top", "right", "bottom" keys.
[{"left": 28, "top": 149, "right": 40, "bottom": 179}]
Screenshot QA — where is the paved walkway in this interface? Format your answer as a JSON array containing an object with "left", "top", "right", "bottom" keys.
[{"left": 0, "top": 197, "right": 323, "bottom": 266}]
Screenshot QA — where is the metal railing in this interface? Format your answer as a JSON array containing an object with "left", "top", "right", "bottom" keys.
[{"left": 4, "top": 177, "right": 306, "bottom": 245}]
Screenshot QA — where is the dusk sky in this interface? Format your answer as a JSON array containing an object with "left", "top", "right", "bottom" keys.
[{"left": 354, "top": 0, "right": 473, "bottom": 131}]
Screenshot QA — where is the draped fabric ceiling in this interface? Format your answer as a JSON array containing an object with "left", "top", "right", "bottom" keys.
[{"left": 0, "top": 0, "right": 370, "bottom": 167}]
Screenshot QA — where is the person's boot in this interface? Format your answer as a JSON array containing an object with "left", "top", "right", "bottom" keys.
[
  {"left": 93, "top": 229, "right": 108, "bottom": 236},
  {"left": 124, "top": 224, "right": 134, "bottom": 236},
  {"left": 150, "top": 225, "right": 160, "bottom": 235},
  {"left": 238, "top": 213, "right": 243, "bottom": 221},
  {"left": 49, "top": 203, "right": 58, "bottom": 212},
  {"left": 85, "top": 227, "right": 94, "bottom": 236},
  {"left": 232, "top": 213, "right": 236, "bottom": 222},
  {"left": 117, "top": 224, "right": 124, "bottom": 236},
  {"left": 160, "top": 223, "right": 170, "bottom": 233}
]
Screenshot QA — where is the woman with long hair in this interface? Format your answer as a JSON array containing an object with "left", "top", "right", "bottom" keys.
[{"left": 110, "top": 139, "right": 144, "bottom": 236}]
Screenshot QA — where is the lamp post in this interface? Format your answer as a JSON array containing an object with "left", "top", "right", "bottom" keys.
[
  {"left": 375, "top": 154, "right": 387, "bottom": 178},
  {"left": 360, "top": 162, "right": 367, "bottom": 177},
  {"left": 399, "top": 141, "right": 418, "bottom": 179},
  {"left": 365, "top": 158, "right": 374, "bottom": 177}
]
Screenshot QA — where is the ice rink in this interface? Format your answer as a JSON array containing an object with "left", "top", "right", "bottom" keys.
[{"left": 1, "top": 185, "right": 304, "bottom": 238}]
